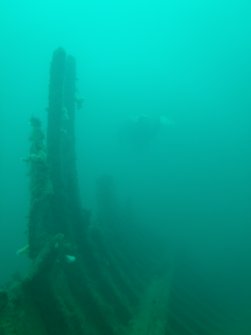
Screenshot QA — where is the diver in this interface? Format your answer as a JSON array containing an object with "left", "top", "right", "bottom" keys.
[{"left": 119, "top": 114, "right": 173, "bottom": 150}]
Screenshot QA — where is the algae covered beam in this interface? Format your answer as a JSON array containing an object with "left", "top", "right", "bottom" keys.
[
  {"left": 47, "top": 48, "right": 80, "bottom": 204},
  {"left": 27, "top": 48, "right": 85, "bottom": 259},
  {"left": 46, "top": 48, "right": 83, "bottom": 240},
  {"left": 47, "top": 48, "right": 79, "bottom": 202},
  {"left": 47, "top": 47, "right": 66, "bottom": 195}
]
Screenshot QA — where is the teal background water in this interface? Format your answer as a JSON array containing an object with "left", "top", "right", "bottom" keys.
[{"left": 0, "top": 0, "right": 251, "bottom": 317}]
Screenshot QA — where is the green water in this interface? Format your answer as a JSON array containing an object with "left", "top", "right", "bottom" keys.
[{"left": 0, "top": 0, "right": 251, "bottom": 328}]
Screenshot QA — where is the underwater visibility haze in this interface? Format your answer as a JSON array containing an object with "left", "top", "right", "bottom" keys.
[{"left": 1, "top": 0, "right": 251, "bottom": 334}]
